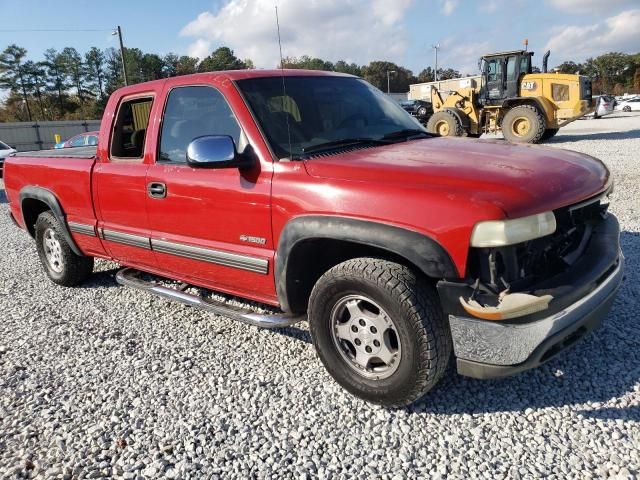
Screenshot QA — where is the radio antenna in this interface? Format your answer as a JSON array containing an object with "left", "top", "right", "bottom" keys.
[{"left": 275, "top": 4, "right": 292, "bottom": 160}]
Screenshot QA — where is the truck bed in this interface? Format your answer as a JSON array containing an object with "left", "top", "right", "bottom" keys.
[{"left": 12, "top": 146, "right": 97, "bottom": 159}]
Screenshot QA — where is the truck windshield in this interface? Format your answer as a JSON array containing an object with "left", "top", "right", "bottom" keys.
[{"left": 236, "top": 76, "right": 426, "bottom": 159}]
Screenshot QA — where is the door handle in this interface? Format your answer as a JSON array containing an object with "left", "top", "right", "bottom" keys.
[{"left": 147, "top": 182, "right": 167, "bottom": 199}]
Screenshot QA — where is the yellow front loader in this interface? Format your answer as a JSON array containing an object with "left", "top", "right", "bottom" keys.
[{"left": 413, "top": 50, "right": 594, "bottom": 143}]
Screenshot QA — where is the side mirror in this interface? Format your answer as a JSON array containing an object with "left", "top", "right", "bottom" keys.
[{"left": 186, "top": 135, "right": 253, "bottom": 169}]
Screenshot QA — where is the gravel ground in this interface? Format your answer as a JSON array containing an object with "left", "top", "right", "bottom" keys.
[{"left": 0, "top": 113, "right": 638, "bottom": 479}]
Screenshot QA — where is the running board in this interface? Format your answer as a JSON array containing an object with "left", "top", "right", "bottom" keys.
[{"left": 115, "top": 268, "right": 305, "bottom": 329}]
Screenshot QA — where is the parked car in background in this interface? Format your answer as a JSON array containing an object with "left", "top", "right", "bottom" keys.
[
  {"left": 54, "top": 131, "right": 99, "bottom": 149},
  {"left": 615, "top": 97, "right": 640, "bottom": 112},
  {"left": 400, "top": 99, "right": 433, "bottom": 120},
  {"left": 0, "top": 140, "right": 17, "bottom": 177},
  {"left": 585, "top": 95, "right": 615, "bottom": 119}
]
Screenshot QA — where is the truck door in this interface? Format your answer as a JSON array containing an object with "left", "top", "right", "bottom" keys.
[
  {"left": 93, "top": 93, "right": 157, "bottom": 268},
  {"left": 483, "top": 57, "right": 505, "bottom": 104},
  {"left": 145, "top": 84, "right": 275, "bottom": 304},
  {"left": 504, "top": 55, "right": 519, "bottom": 99}
]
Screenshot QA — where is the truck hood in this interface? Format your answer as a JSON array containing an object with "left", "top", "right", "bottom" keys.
[{"left": 303, "top": 137, "right": 610, "bottom": 218}]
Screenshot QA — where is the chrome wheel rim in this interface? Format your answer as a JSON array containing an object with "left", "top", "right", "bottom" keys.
[
  {"left": 330, "top": 295, "right": 402, "bottom": 380},
  {"left": 43, "top": 228, "right": 64, "bottom": 273}
]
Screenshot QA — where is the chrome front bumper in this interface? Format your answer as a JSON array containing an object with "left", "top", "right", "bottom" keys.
[{"left": 451, "top": 253, "right": 624, "bottom": 379}]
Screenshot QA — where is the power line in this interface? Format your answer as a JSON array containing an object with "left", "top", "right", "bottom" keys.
[{"left": 0, "top": 28, "right": 112, "bottom": 32}]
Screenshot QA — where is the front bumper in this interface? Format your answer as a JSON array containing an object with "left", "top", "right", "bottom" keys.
[{"left": 438, "top": 214, "right": 623, "bottom": 379}]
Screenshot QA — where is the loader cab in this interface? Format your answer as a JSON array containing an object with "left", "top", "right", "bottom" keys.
[{"left": 480, "top": 50, "right": 533, "bottom": 105}]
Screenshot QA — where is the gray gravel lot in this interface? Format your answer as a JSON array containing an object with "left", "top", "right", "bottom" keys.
[{"left": 1, "top": 113, "right": 639, "bottom": 479}]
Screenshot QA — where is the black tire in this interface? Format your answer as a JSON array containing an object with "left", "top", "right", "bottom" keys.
[
  {"left": 417, "top": 106, "right": 428, "bottom": 117},
  {"left": 540, "top": 128, "right": 559, "bottom": 141},
  {"left": 308, "top": 258, "right": 452, "bottom": 407},
  {"left": 426, "top": 111, "right": 464, "bottom": 137},
  {"left": 623, "top": 106, "right": 631, "bottom": 112},
  {"left": 35, "top": 211, "right": 94, "bottom": 286},
  {"left": 502, "top": 105, "right": 546, "bottom": 144}
]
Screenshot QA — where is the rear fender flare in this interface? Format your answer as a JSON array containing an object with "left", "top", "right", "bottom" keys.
[
  {"left": 275, "top": 215, "right": 459, "bottom": 313},
  {"left": 19, "top": 186, "right": 83, "bottom": 256}
]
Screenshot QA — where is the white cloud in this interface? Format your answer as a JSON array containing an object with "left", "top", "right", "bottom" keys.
[
  {"left": 545, "top": 9, "right": 640, "bottom": 61},
  {"left": 180, "top": 0, "right": 414, "bottom": 68},
  {"left": 440, "top": 0, "right": 458, "bottom": 15},
  {"left": 437, "top": 39, "right": 492, "bottom": 75},
  {"left": 547, "top": 0, "right": 637, "bottom": 13}
]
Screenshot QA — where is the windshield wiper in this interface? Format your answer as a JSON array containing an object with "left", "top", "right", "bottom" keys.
[
  {"left": 302, "top": 137, "right": 391, "bottom": 154},
  {"left": 382, "top": 129, "right": 430, "bottom": 140}
]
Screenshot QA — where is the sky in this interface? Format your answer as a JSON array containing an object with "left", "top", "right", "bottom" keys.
[{"left": 0, "top": 0, "right": 638, "bottom": 76}]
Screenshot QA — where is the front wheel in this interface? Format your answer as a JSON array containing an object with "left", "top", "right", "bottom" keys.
[
  {"left": 426, "top": 111, "right": 464, "bottom": 137},
  {"left": 502, "top": 105, "right": 546, "bottom": 144},
  {"left": 623, "top": 106, "right": 631, "bottom": 112},
  {"left": 35, "top": 211, "right": 94, "bottom": 286},
  {"left": 308, "top": 258, "right": 452, "bottom": 407}
]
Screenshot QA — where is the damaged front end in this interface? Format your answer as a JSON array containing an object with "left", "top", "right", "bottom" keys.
[{"left": 437, "top": 191, "right": 623, "bottom": 378}]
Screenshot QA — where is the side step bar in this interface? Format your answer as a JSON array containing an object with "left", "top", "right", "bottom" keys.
[{"left": 115, "top": 268, "right": 305, "bottom": 329}]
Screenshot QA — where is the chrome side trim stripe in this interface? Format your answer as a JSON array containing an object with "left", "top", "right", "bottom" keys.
[
  {"left": 151, "top": 239, "right": 269, "bottom": 274},
  {"left": 68, "top": 221, "right": 96, "bottom": 237},
  {"left": 101, "top": 229, "right": 151, "bottom": 250}
]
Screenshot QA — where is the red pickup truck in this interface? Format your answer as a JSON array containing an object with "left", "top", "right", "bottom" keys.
[{"left": 4, "top": 70, "right": 623, "bottom": 407}]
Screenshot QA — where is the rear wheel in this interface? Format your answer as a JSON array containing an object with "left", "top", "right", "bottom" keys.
[
  {"left": 426, "top": 111, "right": 464, "bottom": 138},
  {"left": 623, "top": 106, "right": 631, "bottom": 112},
  {"left": 308, "top": 258, "right": 452, "bottom": 407},
  {"left": 35, "top": 211, "right": 94, "bottom": 286},
  {"left": 540, "top": 128, "right": 559, "bottom": 141},
  {"left": 502, "top": 105, "right": 546, "bottom": 144}
]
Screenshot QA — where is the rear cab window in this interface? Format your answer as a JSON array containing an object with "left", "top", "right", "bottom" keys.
[{"left": 110, "top": 97, "right": 154, "bottom": 160}]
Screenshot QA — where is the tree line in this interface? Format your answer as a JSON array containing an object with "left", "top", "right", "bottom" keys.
[
  {"left": 554, "top": 52, "right": 640, "bottom": 95},
  {"left": 0, "top": 43, "right": 465, "bottom": 122},
  {"left": 1, "top": 42, "right": 638, "bottom": 123},
  {"left": 0, "top": 45, "right": 253, "bottom": 122}
]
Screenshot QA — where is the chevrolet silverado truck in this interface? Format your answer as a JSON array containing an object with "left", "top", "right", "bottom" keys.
[{"left": 4, "top": 70, "right": 623, "bottom": 407}]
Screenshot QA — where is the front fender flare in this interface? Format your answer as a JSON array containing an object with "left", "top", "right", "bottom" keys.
[
  {"left": 19, "top": 186, "right": 83, "bottom": 256},
  {"left": 275, "top": 215, "right": 459, "bottom": 313}
]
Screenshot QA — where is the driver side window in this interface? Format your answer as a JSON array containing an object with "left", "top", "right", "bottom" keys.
[{"left": 159, "top": 86, "right": 242, "bottom": 163}]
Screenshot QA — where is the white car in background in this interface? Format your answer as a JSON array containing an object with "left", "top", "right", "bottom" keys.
[
  {"left": 0, "top": 140, "right": 17, "bottom": 177},
  {"left": 584, "top": 95, "right": 615, "bottom": 119},
  {"left": 615, "top": 97, "right": 640, "bottom": 112}
]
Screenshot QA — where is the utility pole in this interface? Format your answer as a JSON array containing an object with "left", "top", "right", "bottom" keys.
[
  {"left": 387, "top": 70, "right": 396, "bottom": 94},
  {"left": 113, "top": 25, "right": 129, "bottom": 86},
  {"left": 432, "top": 44, "right": 440, "bottom": 82}
]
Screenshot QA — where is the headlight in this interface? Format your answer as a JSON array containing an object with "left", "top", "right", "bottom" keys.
[{"left": 470, "top": 211, "right": 556, "bottom": 247}]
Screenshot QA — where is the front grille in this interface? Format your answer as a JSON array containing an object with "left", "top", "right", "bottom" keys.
[
  {"left": 516, "top": 198, "right": 606, "bottom": 281},
  {"left": 580, "top": 77, "right": 593, "bottom": 102},
  {"left": 467, "top": 194, "right": 608, "bottom": 289}
]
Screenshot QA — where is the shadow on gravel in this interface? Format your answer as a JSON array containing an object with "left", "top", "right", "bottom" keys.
[
  {"left": 405, "top": 230, "right": 639, "bottom": 417},
  {"left": 550, "top": 129, "right": 640, "bottom": 143},
  {"left": 577, "top": 405, "right": 640, "bottom": 422},
  {"left": 271, "top": 326, "right": 312, "bottom": 344},
  {"left": 81, "top": 267, "right": 122, "bottom": 289}
]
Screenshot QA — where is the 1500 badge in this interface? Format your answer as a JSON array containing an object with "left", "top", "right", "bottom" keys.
[{"left": 240, "top": 235, "right": 267, "bottom": 245}]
